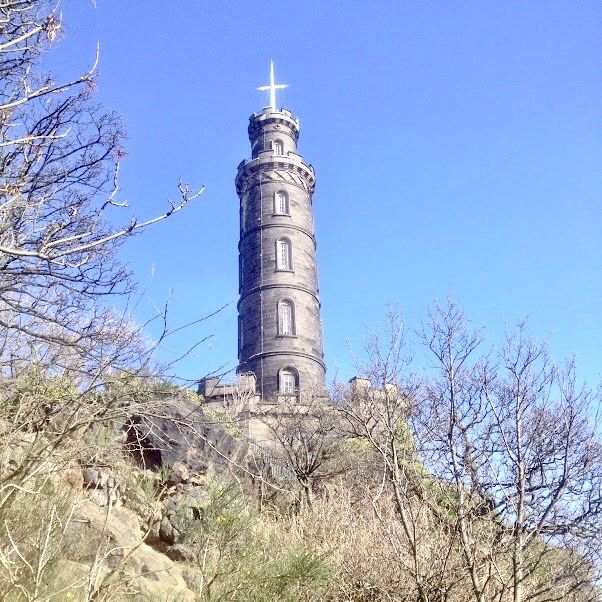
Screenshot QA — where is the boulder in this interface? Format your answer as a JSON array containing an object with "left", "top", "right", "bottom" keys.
[
  {"left": 82, "top": 466, "right": 122, "bottom": 507},
  {"left": 74, "top": 499, "right": 194, "bottom": 601},
  {"left": 165, "top": 543, "right": 196, "bottom": 562},
  {"left": 157, "top": 484, "right": 211, "bottom": 546}
]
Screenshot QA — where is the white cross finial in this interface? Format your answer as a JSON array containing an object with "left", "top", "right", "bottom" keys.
[{"left": 257, "top": 60, "right": 288, "bottom": 111}]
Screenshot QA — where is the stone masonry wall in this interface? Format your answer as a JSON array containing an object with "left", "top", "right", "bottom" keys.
[{"left": 236, "top": 107, "right": 325, "bottom": 399}]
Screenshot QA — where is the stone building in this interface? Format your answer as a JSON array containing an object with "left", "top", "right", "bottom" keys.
[
  {"left": 235, "top": 68, "right": 326, "bottom": 401},
  {"left": 198, "top": 64, "right": 326, "bottom": 439},
  {"left": 196, "top": 72, "right": 405, "bottom": 447}
]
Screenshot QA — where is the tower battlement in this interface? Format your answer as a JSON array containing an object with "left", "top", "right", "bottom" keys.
[
  {"left": 246, "top": 108, "right": 301, "bottom": 161},
  {"left": 248, "top": 107, "right": 300, "bottom": 141}
]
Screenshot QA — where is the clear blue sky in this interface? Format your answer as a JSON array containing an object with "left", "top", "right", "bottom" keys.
[{"left": 50, "top": 1, "right": 600, "bottom": 386}]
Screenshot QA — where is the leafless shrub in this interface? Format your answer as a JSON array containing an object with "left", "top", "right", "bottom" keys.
[{"left": 259, "top": 390, "right": 346, "bottom": 509}]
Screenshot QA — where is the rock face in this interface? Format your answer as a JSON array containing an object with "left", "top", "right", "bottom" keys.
[
  {"left": 122, "top": 398, "right": 249, "bottom": 558},
  {"left": 58, "top": 398, "right": 252, "bottom": 599},
  {"left": 156, "top": 484, "right": 210, "bottom": 548},
  {"left": 124, "top": 397, "right": 247, "bottom": 476}
]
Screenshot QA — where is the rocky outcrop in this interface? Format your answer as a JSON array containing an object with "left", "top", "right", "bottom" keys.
[
  {"left": 52, "top": 398, "right": 252, "bottom": 599},
  {"left": 121, "top": 398, "right": 249, "bottom": 559},
  {"left": 74, "top": 499, "right": 195, "bottom": 601},
  {"left": 124, "top": 397, "right": 248, "bottom": 477}
]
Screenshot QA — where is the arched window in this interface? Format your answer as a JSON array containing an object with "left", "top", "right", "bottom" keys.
[
  {"left": 276, "top": 237, "right": 292, "bottom": 271},
  {"left": 273, "top": 139, "right": 284, "bottom": 156},
  {"left": 278, "top": 299, "right": 295, "bottom": 336},
  {"left": 274, "top": 190, "right": 289, "bottom": 215},
  {"left": 279, "top": 367, "right": 298, "bottom": 394}
]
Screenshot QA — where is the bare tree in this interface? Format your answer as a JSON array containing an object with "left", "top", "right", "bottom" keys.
[
  {"left": 260, "top": 391, "right": 344, "bottom": 508},
  {"left": 417, "top": 300, "right": 602, "bottom": 602},
  {"left": 489, "top": 328, "right": 601, "bottom": 602},
  {"left": 414, "top": 300, "right": 500, "bottom": 602},
  {"left": 336, "top": 304, "right": 602, "bottom": 602},
  {"left": 0, "top": 0, "right": 202, "bottom": 383},
  {"left": 0, "top": 0, "right": 210, "bottom": 539}
]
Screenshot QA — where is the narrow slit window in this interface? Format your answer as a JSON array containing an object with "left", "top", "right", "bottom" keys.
[
  {"left": 275, "top": 191, "right": 289, "bottom": 214},
  {"left": 279, "top": 300, "right": 295, "bottom": 336},
  {"left": 277, "top": 238, "right": 292, "bottom": 271},
  {"left": 273, "top": 139, "right": 284, "bottom": 156}
]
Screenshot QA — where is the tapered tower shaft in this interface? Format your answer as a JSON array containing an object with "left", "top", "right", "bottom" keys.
[{"left": 236, "top": 107, "right": 325, "bottom": 399}]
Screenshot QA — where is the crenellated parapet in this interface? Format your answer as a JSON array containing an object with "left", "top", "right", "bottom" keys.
[
  {"left": 236, "top": 107, "right": 315, "bottom": 197},
  {"left": 248, "top": 108, "right": 300, "bottom": 144}
]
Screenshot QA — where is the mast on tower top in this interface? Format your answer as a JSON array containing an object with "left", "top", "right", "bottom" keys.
[{"left": 257, "top": 60, "right": 288, "bottom": 111}]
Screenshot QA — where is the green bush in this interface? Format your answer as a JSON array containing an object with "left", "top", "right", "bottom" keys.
[{"left": 179, "top": 479, "right": 331, "bottom": 601}]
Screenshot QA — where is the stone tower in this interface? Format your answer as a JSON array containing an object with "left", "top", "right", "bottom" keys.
[{"left": 236, "top": 94, "right": 325, "bottom": 400}]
